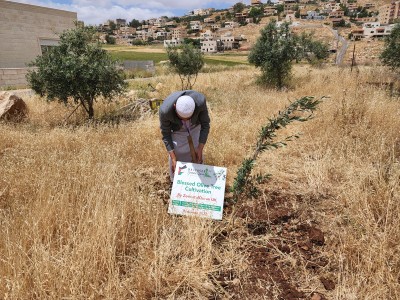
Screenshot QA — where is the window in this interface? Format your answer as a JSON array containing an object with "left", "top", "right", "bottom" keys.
[{"left": 39, "top": 39, "right": 60, "bottom": 55}]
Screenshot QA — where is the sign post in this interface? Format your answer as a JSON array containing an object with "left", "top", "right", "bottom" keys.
[{"left": 168, "top": 161, "right": 227, "bottom": 220}]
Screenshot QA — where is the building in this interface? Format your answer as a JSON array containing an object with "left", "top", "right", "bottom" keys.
[
  {"left": 264, "top": 6, "right": 277, "bottom": 16},
  {"left": 201, "top": 40, "right": 218, "bottom": 53},
  {"left": 364, "top": 3, "right": 375, "bottom": 9},
  {"left": 200, "top": 30, "right": 216, "bottom": 40},
  {"left": 118, "top": 26, "right": 136, "bottom": 38},
  {"left": 135, "top": 30, "right": 153, "bottom": 41},
  {"left": 329, "top": 10, "right": 345, "bottom": 18},
  {"left": 154, "top": 31, "right": 170, "bottom": 40},
  {"left": 165, "top": 21, "right": 177, "bottom": 27},
  {"left": 351, "top": 23, "right": 395, "bottom": 40},
  {"left": 220, "top": 34, "right": 235, "bottom": 50},
  {"left": 116, "top": 19, "right": 126, "bottom": 27},
  {"left": 211, "top": 24, "right": 221, "bottom": 30},
  {"left": 284, "top": 0, "right": 298, "bottom": 14},
  {"left": 379, "top": 0, "right": 400, "bottom": 24},
  {"left": 245, "top": 18, "right": 254, "bottom": 24},
  {"left": 154, "top": 17, "right": 167, "bottom": 28},
  {"left": 324, "top": 2, "right": 341, "bottom": 11},
  {"left": 164, "top": 38, "right": 184, "bottom": 47},
  {"left": 351, "top": 28, "right": 364, "bottom": 40},
  {"left": 0, "top": 0, "right": 77, "bottom": 87},
  {"left": 190, "top": 21, "right": 202, "bottom": 31},
  {"left": 224, "top": 21, "right": 239, "bottom": 28},
  {"left": 251, "top": 0, "right": 263, "bottom": 6},
  {"left": 355, "top": 17, "right": 376, "bottom": 23},
  {"left": 204, "top": 17, "right": 215, "bottom": 23},
  {"left": 191, "top": 8, "right": 214, "bottom": 16},
  {"left": 235, "top": 11, "right": 249, "bottom": 23},
  {"left": 172, "top": 28, "right": 188, "bottom": 39}
]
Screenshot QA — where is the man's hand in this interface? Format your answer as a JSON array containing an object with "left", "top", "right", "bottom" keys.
[
  {"left": 196, "top": 143, "right": 204, "bottom": 164},
  {"left": 169, "top": 150, "right": 177, "bottom": 174}
]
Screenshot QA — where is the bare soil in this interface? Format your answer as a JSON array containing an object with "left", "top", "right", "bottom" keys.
[
  {"left": 220, "top": 189, "right": 332, "bottom": 299},
  {"left": 158, "top": 176, "right": 336, "bottom": 299}
]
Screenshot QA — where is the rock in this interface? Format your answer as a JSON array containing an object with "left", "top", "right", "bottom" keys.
[
  {"left": 0, "top": 93, "right": 28, "bottom": 122},
  {"left": 311, "top": 292, "right": 327, "bottom": 300},
  {"left": 309, "top": 227, "right": 325, "bottom": 246},
  {"left": 320, "top": 277, "right": 335, "bottom": 291},
  {"left": 311, "top": 293, "right": 322, "bottom": 300},
  {"left": 270, "top": 208, "right": 293, "bottom": 224}
]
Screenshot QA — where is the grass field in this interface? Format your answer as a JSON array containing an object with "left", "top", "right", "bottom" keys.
[
  {"left": 105, "top": 45, "right": 250, "bottom": 66},
  {"left": 1, "top": 64, "right": 399, "bottom": 299}
]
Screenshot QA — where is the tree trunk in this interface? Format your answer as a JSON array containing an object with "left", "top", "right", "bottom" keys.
[{"left": 88, "top": 100, "right": 94, "bottom": 119}]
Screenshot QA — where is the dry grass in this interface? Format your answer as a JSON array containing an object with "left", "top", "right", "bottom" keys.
[{"left": 0, "top": 64, "right": 399, "bottom": 299}]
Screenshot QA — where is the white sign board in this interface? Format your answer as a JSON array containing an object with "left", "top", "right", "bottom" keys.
[{"left": 168, "top": 161, "right": 227, "bottom": 220}]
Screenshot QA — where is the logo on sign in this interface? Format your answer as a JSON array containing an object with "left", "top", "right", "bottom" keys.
[{"left": 178, "top": 165, "right": 187, "bottom": 175}]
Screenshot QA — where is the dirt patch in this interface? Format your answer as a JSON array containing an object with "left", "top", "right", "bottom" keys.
[
  {"left": 157, "top": 177, "right": 335, "bottom": 299},
  {"left": 213, "top": 188, "right": 333, "bottom": 299}
]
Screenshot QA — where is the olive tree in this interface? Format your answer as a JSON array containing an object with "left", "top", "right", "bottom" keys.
[
  {"left": 380, "top": 23, "right": 400, "bottom": 73},
  {"left": 27, "top": 26, "right": 127, "bottom": 119},
  {"left": 248, "top": 21, "right": 297, "bottom": 89},
  {"left": 248, "top": 20, "right": 329, "bottom": 89},
  {"left": 166, "top": 43, "right": 204, "bottom": 90}
]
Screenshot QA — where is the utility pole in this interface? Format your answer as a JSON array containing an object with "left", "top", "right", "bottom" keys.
[
  {"left": 335, "top": 35, "right": 339, "bottom": 64},
  {"left": 351, "top": 44, "right": 356, "bottom": 72}
]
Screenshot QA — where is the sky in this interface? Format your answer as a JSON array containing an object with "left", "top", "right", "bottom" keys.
[{"left": 9, "top": 0, "right": 258, "bottom": 25}]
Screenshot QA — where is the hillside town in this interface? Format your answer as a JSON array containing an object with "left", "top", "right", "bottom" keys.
[
  {"left": 98, "top": 0, "right": 400, "bottom": 53},
  {"left": 1, "top": 0, "right": 399, "bottom": 87}
]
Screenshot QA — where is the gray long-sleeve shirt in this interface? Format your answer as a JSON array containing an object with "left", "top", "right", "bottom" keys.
[{"left": 159, "top": 90, "right": 210, "bottom": 152}]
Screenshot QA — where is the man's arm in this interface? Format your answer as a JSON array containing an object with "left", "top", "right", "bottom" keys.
[
  {"left": 159, "top": 110, "right": 174, "bottom": 152},
  {"left": 159, "top": 109, "right": 178, "bottom": 173},
  {"left": 196, "top": 101, "right": 210, "bottom": 163},
  {"left": 198, "top": 102, "right": 210, "bottom": 145}
]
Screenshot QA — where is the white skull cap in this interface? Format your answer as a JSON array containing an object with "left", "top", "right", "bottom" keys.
[{"left": 176, "top": 95, "right": 195, "bottom": 118}]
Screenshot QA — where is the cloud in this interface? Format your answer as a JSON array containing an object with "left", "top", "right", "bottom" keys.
[
  {"left": 9, "top": 0, "right": 246, "bottom": 25},
  {"left": 77, "top": 5, "right": 175, "bottom": 25},
  {"left": 70, "top": 0, "right": 242, "bottom": 10}
]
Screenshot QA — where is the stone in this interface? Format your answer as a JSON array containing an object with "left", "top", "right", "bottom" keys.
[
  {"left": 0, "top": 93, "right": 28, "bottom": 122},
  {"left": 311, "top": 292, "right": 327, "bottom": 300},
  {"left": 309, "top": 227, "right": 325, "bottom": 246},
  {"left": 311, "top": 293, "right": 322, "bottom": 300},
  {"left": 320, "top": 277, "right": 335, "bottom": 291}
]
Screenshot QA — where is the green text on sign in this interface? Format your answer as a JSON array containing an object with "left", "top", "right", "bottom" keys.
[{"left": 172, "top": 200, "right": 222, "bottom": 212}]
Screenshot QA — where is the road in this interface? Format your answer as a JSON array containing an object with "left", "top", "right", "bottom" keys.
[
  {"left": 327, "top": 26, "right": 349, "bottom": 65},
  {"left": 294, "top": 24, "right": 349, "bottom": 65}
]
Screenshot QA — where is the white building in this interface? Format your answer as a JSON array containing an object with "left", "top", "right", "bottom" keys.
[
  {"left": 362, "top": 23, "right": 394, "bottom": 38},
  {"left": 220, "top": 34, "right": 235, "bottom": 50},
  {"left": 201, "top": 40, "right": 218, "bottom": 53},
  {"left": 154, "top": 31, "right": 170, "bottom": 40},
  {"left": 200, "top": 30, "right": 216, "bottom": 40},
  {"left": 164, "top": 38, "right": 184, "bottom": 47},
  {"left": 190, "top": 21, "right": 203, "bottom": 31},
  {"left": 224, "top": 21, "right": 239, "bottom": 28},
  {"left": 154, "top": 17, "right": 167, "bottom": 28}
]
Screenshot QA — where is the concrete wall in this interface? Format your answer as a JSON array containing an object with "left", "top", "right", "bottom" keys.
[
  {"left": 0, "top": 0, "right": 76, "bottom": 87},
  {"left": 123, "top": 61, "right": 156, "bottom": 74},
  {"left": 0, "top": 68, "right": 30, "bottom": 88}
]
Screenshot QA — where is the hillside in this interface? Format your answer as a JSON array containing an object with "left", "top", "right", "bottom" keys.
[
  {"left": 1, "top": 63, "right": 399, "bottom": 299},
  {"left": 356, "top": 0, "right": 392, "bottom": 6}
]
